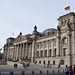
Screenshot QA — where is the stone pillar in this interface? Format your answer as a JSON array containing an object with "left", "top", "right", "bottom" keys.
[
  {"left": 18, "top": 44, "right": 20, "bottom": 58},
  {"left": 52, "top": 40, "right": 54, "bottom": 57},
  {"left": 57, "top": 36, "right": 61, "bottom": 56},
  {"left": 24, "top": 43, "right": 26, "bottom": 58},
  {"left": 71, "top": 25, "right": 75, "bottom": 65},
  {"left": 26, "top": 42, "right": 28, "bottom": 58},
  {"left": 16, "top": 45, "right": 18, "bottom": 60},
  {"left": 14, "top": 45, "right": 16, "bottom": 60},
  {"left": 13, "top": 45, "right": 15, "bottom": 59},
  {"left": 19, "top": 44, "right": 21, "bottom": 59},
  {"left": 22, "top": 43, "right": 25, "bottom": 58},
  {"left": 47, "top": 41, "right": 49, "bottom": 57},
  {"left": 67, "top": 31, "right": 72, "bottom": 66},
  {"left": 31, "top": 39, "right": 36, "bottom": 62},
  {"left": 17, "top": 45, "right": 19, "bottom": 59},
  {"left": 21, "top": 44, "right": 23, "bottom": 58},
  {"left": 15, "top": 45, "right": 18, "bottom": 60},
  {"left": 20, "top": 44, "right": 22, "bottom": 58},
  {"left": 43, "top": 42, "right": 45, "bottom": 57}
]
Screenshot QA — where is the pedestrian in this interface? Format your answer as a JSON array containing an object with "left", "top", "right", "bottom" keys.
[
  {"left": 64, "top": 65, "right": 69, "bottom": 75},
  {"left": 73, "top": 65, "right": 75, "bottom": 74},
  {"left": 69, "top": 65, "right": 73, "bottom": 75},
  {"left": 23, "top": 63, "right": 26, "bottom": 68}
]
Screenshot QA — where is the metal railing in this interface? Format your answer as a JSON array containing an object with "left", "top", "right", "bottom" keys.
[{"left": 0, "top": 70, "right": 65, "bottom": 75}]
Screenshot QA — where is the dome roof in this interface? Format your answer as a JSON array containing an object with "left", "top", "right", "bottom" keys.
[{"left": 42, "top": 28, "right": 57, "bottom": 35}]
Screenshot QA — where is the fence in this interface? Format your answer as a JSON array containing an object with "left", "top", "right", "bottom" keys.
[{"left": 0, "top": 70, "right": 65, "bottom": 75}]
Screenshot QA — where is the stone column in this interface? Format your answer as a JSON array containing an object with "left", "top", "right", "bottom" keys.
[
  {"left": 57, "top": 36, "right": 61, "bottom": 56},
  {"left": 52, "top": 39, "right": 54, "bottom": 57},
  {"left": 24, "top": 43, "right": 26, "bottom": 58},
  {"left": 19, "top": 44, "right": 21, "bottom": 58},
  {"left": 43, "top": 42, "right": 45, "bottom": 57},
  {"left": 20, "top": 44, "right": 22, "bottom": 58},
  {"left": 14, "top": 45, "right": 16, "bottom": 60},
  {"left": 47, "top": 41, "right": 49, "bottom": 57},
  {"left": 17, "top": 45, "right": 19, "bottom": 59},
  {"left": 67, "top": 31, "right": 72, "bottom": 66},
  {"left": 21, "top": 44, "right": 23, "bottom": 58},
  {"left": 22, "top": 43, "right": 25, "bottom": 58},
  {"left": 31, "top": 39, "right": 36, "bottom": 62},
  {"left": 18, "top": 44, "right": 20, "bottom": 58},
  {"left": 16, "top": 45, "right": 18, "bottom": 60},
  {"left": 13, "top": 45, "right": 15, "bottom": 59},
  {"left": 26, "top": 42, "right": 28, "bottom": 58},
  {"left": 15, "top": 45, "right": 18, "bottom": 60}
]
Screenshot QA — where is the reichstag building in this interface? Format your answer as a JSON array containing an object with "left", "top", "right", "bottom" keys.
[{"left": 4, "top": 12, "right": 75, "bottom": 67}]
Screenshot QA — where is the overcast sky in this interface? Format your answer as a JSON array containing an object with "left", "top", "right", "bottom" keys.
[{"left": 0, "top": 0, "right": 75, "bottom": 51}]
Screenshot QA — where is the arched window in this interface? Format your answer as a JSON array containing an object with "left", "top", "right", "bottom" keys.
[
  {"left": 49, "top": 49, "right": 52, "bottom": 57},
  {"left": 53, "top": 60, "right": 55, "bottom": 65},
  {"left": 62, "top": 37, "right": 68, "bottom": 44},
  {"left": 63, "top": 48, "right": 67, "bottom": 56},
  {"left": 54, "top": 48, "right": 57, "bottom": 57}
]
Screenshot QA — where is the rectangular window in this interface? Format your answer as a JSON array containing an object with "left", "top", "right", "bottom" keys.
[
  {"left": 39, "top": 61, "right": 41, "bottom": 64},
  {"left": 44, "top": 50, "right": 47, "bottom": 57},
  {"left": 49, "top": 49, "right": 51, "bottom": 57},
  {"left": 40, "top": 50, "right": 43, "bottom": 57},
  {"left": 54, "top": 39, "right": 56, "bottom": 46},
  {"left": 60, "top": 60, "right": 64, "bottom": 65},
  {"left": 54, "top": 48, "right": 57, "bottom": 57},
  {"left": 40, "top": 43, "right": 43, "bottom": 48},
  {"left": 63, "top": 48, "right": 67, "bottom": 56},
  {"left": 43, "top": 61, "right": 45, "bottom": 65},
  {"left": 44, "top": 42, "right": 47, "bottom": 48},
  {"left": 53, "top": 60, "right": 55, "bottom": 65},
  {"left": 37, "top": 44, "right": 39, "bottom": 49},
  {"left": 49, "top": 41, "right": 51, "bottom": 47},
  {"left": 37, "top": 51, "right": 39, "bottom": 57},
  {"left": 48, "top": 60, "right": 50, "bottom": 65}
]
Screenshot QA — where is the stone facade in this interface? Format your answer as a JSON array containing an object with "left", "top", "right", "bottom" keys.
[{"left": 3, "top": 12, "right": 75, "bottom": 67}]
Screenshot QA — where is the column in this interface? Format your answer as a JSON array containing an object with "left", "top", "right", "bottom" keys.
[
  {"left": 13, "top": 45, "right": 16, "bottom": 59},
  {"left": 16, "top": 45, "right": 18, "bottom": 60},
  {"left": 15, "top": 45, "right": 17, "bottom": 60},
  {"left": 47, "top": 41, "right": 49, "bottom": 57},
  {"left": 31, "top": 39, "right": 35, "bottom": 62},
  {"left": 24, "top": 43, "right": 26, "bottom": 58},
  {"left": 21, "top": 44, "right": 23, "bottom": 58},
  {"left": 18, "top": 44, "right": 20, "bottom": 58},
  {"left": 52, "top": 39, "right": 54, "bottom": 57},
  {"left": 26, "top": 42, "right": 28, "bottom": 57},
  {"left": 57, "top": 36, "right": 61, "bottom": 56},
  {"left": 67, "top": 32, "right": 72, "bottom": 66},
  {"left": 43, "top": 42, "right": 45, "bottom": 57},
  {"left": 22, "top": 43, "right": 25, "bottom": 58},
  {"left": 19, "top": 44, "right": 21, "bottom": 58},
  {"left": 14, "top": 45, "right": 17, "bottom": 60},
  {"left": 20, "top": 44, "right": 22, "bottom": 58},
  {"left": 17, "top": 45, "right": 19, "bottom": 59},
  {"left": 13, "top": 46, "right": 14, "bottom": 58}
]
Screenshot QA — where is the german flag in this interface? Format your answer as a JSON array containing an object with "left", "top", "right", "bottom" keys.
[{"left": 65, "top": 6, "right": 70, "bottom": 11}]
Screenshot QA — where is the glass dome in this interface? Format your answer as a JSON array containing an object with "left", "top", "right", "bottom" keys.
[{"left": 42, "top": 28, "right": 57, "bottom": 35}]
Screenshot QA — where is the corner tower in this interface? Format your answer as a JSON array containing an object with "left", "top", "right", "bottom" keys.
[{"left": 57, "top": 12, "right": 75, "bottom": 66}]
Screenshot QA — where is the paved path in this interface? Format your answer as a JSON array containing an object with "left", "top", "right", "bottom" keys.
[{"left": 0, "top": 61, "right": 65, "bottom": 75}]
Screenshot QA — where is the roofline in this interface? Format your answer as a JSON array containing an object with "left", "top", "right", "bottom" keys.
[{"left": 57, "top": 12, "right": 75, "bottom": 20}]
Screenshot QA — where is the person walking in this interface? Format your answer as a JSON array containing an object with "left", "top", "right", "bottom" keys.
[
  {"left": 64, "top": 65, "right": 69, "bottom": 75},
  {"left": 69, "top": 65, "right": 73, "bottom": 75},
  {"left": 73, "top": 65, "right": 75, "bottom": 75}
]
